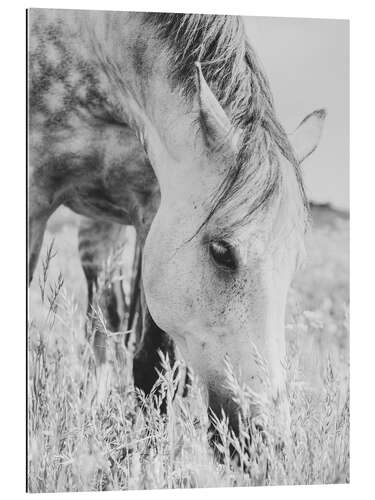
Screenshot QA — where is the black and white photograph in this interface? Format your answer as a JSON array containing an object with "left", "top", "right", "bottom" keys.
[{"left": 26, "top": 7, "right": 349, "bottom": 493}]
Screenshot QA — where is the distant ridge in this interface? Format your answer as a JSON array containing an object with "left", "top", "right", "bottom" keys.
[
  {"left": 309, "top": 201, "right": 349, "bottom": 228},
  {"left": 309, "top": 202, "right": 349, "bottom": 218}
]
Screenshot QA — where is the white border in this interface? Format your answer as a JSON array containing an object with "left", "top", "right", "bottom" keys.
[{"left": 1, "top": 0, "right": 374, "bottom": 498}]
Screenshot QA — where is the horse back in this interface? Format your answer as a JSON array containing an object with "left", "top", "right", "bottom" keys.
[{"left": 28, "top": 9, "right": 158, "bottom": 227}]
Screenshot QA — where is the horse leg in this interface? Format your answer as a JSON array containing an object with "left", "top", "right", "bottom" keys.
[
  {"left": 78, "top": 218, "right": 129, "bottom": 402},
  {"left": 28, "top": 188, "right": 54, "bottom": 285},
  {"left": 28, "top": 215, "right": 48, "bottom": 284},
  {"left": 133, "top": 290, "right": 177, "bottom": 408}
]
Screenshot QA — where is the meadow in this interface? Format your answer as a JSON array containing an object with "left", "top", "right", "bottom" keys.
[{"left": 27, "top": 204, "right": 349, "bottom": 492}]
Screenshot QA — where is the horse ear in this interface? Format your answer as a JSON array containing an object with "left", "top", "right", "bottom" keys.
[
  {"left": 195, "top": 62, "right": 239, "bottom": 152},
  {"left": 290, "top": 109, "right": 327, "bottom": 164}
]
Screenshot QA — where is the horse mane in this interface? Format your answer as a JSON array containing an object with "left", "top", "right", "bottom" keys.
[{"left": 143, "top": 13, "right": 309, "bottom": 237}]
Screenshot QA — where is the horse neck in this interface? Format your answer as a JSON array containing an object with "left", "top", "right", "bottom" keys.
[
  {"left": 91, "top": 13, "right": 197, "bottom": 162},
  {"left": 89, "top": 13, "right": 215, "bottom": 211}
]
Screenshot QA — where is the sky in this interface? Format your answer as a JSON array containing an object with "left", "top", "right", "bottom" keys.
[{"left": 243, "top": 17, "right": 349, "bottom": 210}]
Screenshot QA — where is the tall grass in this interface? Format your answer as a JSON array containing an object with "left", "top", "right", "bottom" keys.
[{"left": 27, "top": 210, "right": 349, "bottom": 492}]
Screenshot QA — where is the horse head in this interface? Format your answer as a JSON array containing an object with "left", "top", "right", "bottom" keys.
[{"left": 119, "top": 16, "right": 327, "bottom": 439}]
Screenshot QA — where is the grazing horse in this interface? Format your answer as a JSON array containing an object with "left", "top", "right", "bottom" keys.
[{"left": 28, "top": 10, "right": 325, "bottom": 437}]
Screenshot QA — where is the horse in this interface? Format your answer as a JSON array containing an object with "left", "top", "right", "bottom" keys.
[{"left": 28, "top": 9, "right": 326, "bottom": 439}]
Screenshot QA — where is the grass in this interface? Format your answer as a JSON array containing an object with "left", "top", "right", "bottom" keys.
[{"left": 27, "top": 206, "right": 349, "bottom": 492}]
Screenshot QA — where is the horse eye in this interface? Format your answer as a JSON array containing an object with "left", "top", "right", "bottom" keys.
[{"left": 208, "top": 240, "right": 237, "bottom": 271}]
